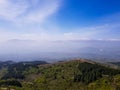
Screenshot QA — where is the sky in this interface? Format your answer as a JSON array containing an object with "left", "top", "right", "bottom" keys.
[
  {"left": 0, "top": 0, "right": 120, "bottom": 42},
  {"left": 0, "top": 0, "right": 120, "bottom": 61}
]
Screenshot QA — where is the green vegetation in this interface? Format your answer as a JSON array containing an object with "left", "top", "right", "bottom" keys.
[
  {"left": 0, "top": 79, "right": 22, "bottom": 87},
  {"left": 0, "top": 60, "right": 120, "bottom": 90}
]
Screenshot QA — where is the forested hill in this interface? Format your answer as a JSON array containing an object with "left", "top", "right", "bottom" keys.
[{"left": 0, "top": 59, "right": 120, "bottom": 90}]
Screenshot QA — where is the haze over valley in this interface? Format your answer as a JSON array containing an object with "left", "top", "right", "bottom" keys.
[{"left": 0, "top": 39, "right": 119, "bottom": 62}]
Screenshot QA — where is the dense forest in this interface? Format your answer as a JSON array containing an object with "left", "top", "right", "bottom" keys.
[{"left": 0, "top": 59, "right": 120, "bottom": 90}]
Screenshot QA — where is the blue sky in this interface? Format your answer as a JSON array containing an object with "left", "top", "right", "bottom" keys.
[{"left": 0, "top": 0, "right": 120, "bottom": 42}]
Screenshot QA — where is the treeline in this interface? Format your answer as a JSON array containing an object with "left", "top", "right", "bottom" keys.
[
  {"left": 74, "top": 62, "right": 120, "bottom": 84},
  {"left": 1, "top": 61, "right": 47, "bottom": 80}
]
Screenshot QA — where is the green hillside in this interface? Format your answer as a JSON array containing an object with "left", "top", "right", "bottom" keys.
[{"left": 0, "top": 59, "right": 120, "bottom": 90}]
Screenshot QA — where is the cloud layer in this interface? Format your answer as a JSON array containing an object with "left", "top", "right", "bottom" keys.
[{"left": 0, "top": 23, "right": 120, "bottom": 43}]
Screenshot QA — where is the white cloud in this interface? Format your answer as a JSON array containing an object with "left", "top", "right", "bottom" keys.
[
  {"left": 0, "top": 0, "right": 28, "bottom": 20},
  {"left": 0, "top": 0, "right": 61, "bottom": 23},
  {"left": 22, "top": 0, "right": 60, "bottom": 23}
]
